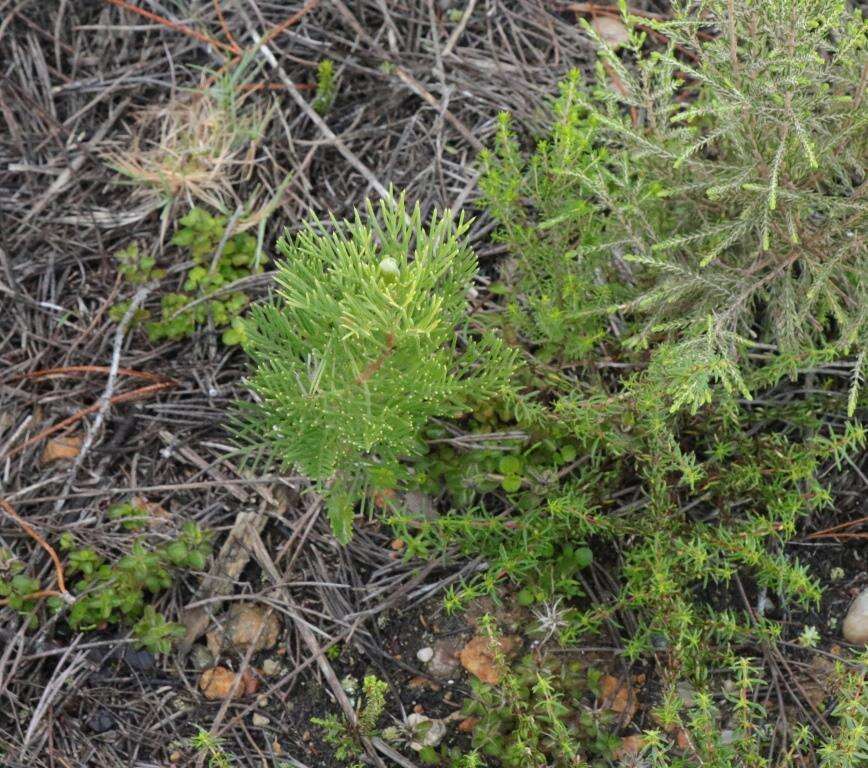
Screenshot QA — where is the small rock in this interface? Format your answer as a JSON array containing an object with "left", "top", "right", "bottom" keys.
[
  {"left": 189, "top": 645, "right": 214, "bottom": 671},
  {"left": 87, "top": 708, "right": 115, "bottom": 734},
  {"left": 257, "top": 695, "right": 269, "bottom": 707},
  {"left": 252, "top": 713, "right": 270, "bottom": 727},
  {"left": 261, "top": 658, "right": 281, "bottom": 676},
  {"left": 199, "top": 667, "right": 258, "bottom": 700},
  {"left": 428, "top": 639, "right": 462, "bottom": 679},
  {"left": 843, "top": 588, "right": 868, "bottom": 644},
  {"left": 405, "top": 713, "right": 447, "bottom": 750},
  {"left": 459, "top": 635, "right": 521, "bottom": 685},
  {"left": 224, "top": 604, "right": 282, "bottom": 653},
  {"left": 416, "top": 646, "right": 434, "bottom": 664},
  {"left": 591, "top": 15, "right": 630, "bottom": 49},
  {"left": 124, "top": 647, "right": 155, "bottom": 672},
  {"left": 40, "top": 434, "right": 82, "bottom": 464}
]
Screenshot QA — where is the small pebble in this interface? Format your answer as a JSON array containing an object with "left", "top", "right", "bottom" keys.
[
  {"left": 87, "top": 708, "right": 116, "bottom": 734},
  {"left": 843, "top": 587, "right": 868, "bottom": 645},
  {"left": 405, "top": 713, "right": 446, "bottom": 749},
  {"left": 261, "top": 657, "right": 281, "bottom": 676},
  {"left": 252, "top": 713, "right": 270, "bottom": 727},
  {"left": 416, "top": 646, "right": 434, "bottom": 664},
  {"left": 189, "top": 645, "right": 215, "bottom": 671}
]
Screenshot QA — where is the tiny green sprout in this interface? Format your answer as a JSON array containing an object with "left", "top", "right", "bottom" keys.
[
  {"left": 189, "top": 727, "right": 232, "bottom": 768},
  {"left": 313, "top": 59, "right": 337, "bottom": 115},
  {"left": 108, "top": 501, "right": 149, "bottom": 531},
  {"left": 797, "top": 625, "right": 821, "bottom": 648}
]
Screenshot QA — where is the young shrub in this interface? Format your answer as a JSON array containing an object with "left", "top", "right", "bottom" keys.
[
  {"left": 469, "top": 0, "right": 867, "bottom": 676},
  {"left": 239, "top": 194, "right": 516, "bottom": 541},
  {"left": 576, "top": 0, "right": 867, "bottom": 406},
  {"left": 479, "top": 71, "right": 620, "bottom": 364}
]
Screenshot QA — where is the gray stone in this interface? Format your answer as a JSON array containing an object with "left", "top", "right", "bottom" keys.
[{"left": 843, "top": 588, "right": 868, "bottom": 645}]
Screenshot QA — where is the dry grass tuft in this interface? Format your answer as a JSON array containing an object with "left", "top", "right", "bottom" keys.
[{"left": 104, "top": 75, "right": 270, "bottom": 211}]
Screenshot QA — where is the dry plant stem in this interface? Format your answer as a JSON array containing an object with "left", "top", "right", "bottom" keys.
[
  {"left": 21, "top": 641, "right": 88, "bottom": 754},
  {"left": 330, "top": 0, "right": 483, "bottom": 151},
  {"left": 103, "top": 0, "right": 239, "bottom": 54},
  {"left": 243, "top": 18, "right": 393, "bottom": 202},
  {"left": 248, "top": 526, "right": 389, "bottom": 768},
  {"left": 85, "top": 286, "right": 155, "bottom": 433},
  {"left": 0, "top": 497, "right": 71, "bottom": 603},
  {"left": 8, "top": 365, "right": 171, "bottom": 385},
  {"left": 21, "top": 97, "right": 130, "bottom": 226},
  {"left": 726, "top": 0, "right": 739, "bottom": 73},
  {"left": 1, "top": 381, "right": 175, "bottom": 462},
  {"left": 561, "top": 2, "right": 669, "bottom": 20}
]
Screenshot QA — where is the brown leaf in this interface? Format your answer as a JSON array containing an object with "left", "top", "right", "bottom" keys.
[
  {"left": 458, "top": 716, "right": 479, "bottom": 734},
  {"left": 614, "top": 734, "right": 645, "bottom": 759},
  {"left": 40, "top": 434, "right": 82, "bottom": 464},
  {"left": 599, "top": 674, "right": 637, "bottom": 722},
  {"left": 459, "top": 635, "right": 520, "bottom": 685}
]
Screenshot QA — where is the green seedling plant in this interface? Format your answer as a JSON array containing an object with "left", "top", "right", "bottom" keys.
[
  {"left": 313, "top": 59, "right": 337, "bottom": 115},
  {"left": 112, "top": 208, "right": 262, "bottom": 345},
  {"left": 240, "top": 193, "right": 516, "bottom": 542},
  {"left": 1, "top": 502, "right": 210, "bottom": 653},
  {"left": 311, "top": 674, "right": 389, "bottom": 767},
  {"left": 152, "top": 207, "right": 260, "bottom": 344},
  {"left": 189, "top": 728, "right": 233, "bottom": 768}
]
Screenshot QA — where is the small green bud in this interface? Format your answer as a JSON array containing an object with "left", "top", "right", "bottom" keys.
[{"left": 378, "top": 257, "right": 400, "bottom": 282}]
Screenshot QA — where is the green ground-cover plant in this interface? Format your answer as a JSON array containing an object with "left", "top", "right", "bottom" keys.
[
  {"left": 313, "top": 59, "right": 337, "bottom": 115},
  {"left": 1, "top": 502, "right": 210, "bottom": 653},
  {"left": 113, "top": 207, "right": 262, "bottom": 344},
  {"left": 311, "top": 674, "right": 388, "bottom": 767},
  {"left": 241, "top": 0, "right": 866, "bottom": 762}
]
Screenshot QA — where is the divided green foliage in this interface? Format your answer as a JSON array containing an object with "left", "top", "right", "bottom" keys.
[
  {"left": 153, "top": 207, "right": 260, "bottom": 344},
  {"left": 113, "top": 207, "right": 263, "bottom": 345},
  {"left": 1, "top": 502, "right": 210, "bottom": 653},
  {"left": 239, "top": 194, "right": 516, "bottom": 541},
  {"left": 479, "top": 71, "right": 620, "bottom": 362}
]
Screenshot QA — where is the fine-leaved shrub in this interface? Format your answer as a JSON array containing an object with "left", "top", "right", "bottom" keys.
[{"left": 239, "top": 194, "right": 515, "bottom": 541}]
